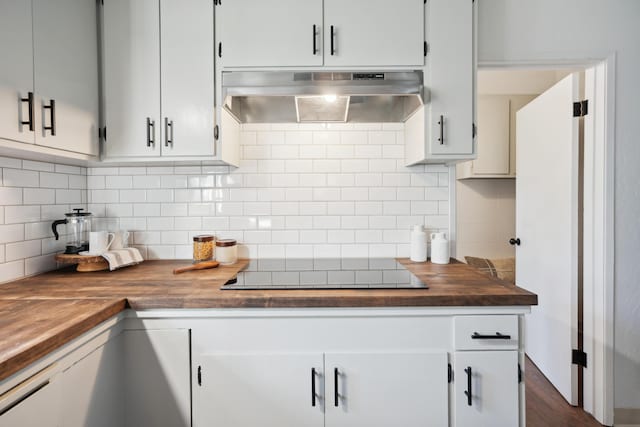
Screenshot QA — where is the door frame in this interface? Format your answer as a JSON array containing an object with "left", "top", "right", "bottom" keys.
[{"left": 475, "top": 55, "right": 616, "bottom": 426}]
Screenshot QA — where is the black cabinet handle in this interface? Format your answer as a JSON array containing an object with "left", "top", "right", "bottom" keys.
[
  {"left": 330, "top": 25, "right": 335, "bottom": 55},
  {"left": 218, "top": 42, "right": 222, "bottom": 58},
  {"left": 146, "top": 117, "right": 155, "bottom": 147},
  {"left": 165, "top": 117, "right": 173, "bottom": 147},
  {"left": 20, "top": 92, "right": 34, "bottom": 131},
  {"left": 437, "top": 115, "right": 444, "bottom": 145},
  {"left": 472, "top": 332, "right": 511, "bottom": 340},
  {"left": 312, "top": 24, "right": 318, "bottom": 55},
  {"left": 43, "top": 99, "right": 56, "bottom": 136},
  {"left": 214, "top": 124, "right": 219, "bottom": 140},
  {"left": 334, "top": 367, "right": 339, "bottom": 407},
  {"left": 509, "top": 238, "right": 521, "bottom": 246},
  {"left": 464, "top": 367, "right": 472, "bottom": 406},
  {"left": 311, "top": 368, "right": 317, "bottom": 407}
]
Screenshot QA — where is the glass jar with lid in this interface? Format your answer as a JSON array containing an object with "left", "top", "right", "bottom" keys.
[{"left": 193, "top": 235, "right": 215, "bottom": 263}]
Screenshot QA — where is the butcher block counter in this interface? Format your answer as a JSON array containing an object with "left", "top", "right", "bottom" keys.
[{"left": 0, "top": 258, "right": 536, "bottom": 382}]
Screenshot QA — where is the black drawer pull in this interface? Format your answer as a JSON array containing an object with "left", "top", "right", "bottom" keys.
[
  {"left": 334, "top": 367, "right": 339, "bottom": 407},
  {"left": 43, "top": 99, "right": 56, "bottom": 136},
  {"left": 20, "top": 91, "right": 34, "bottom": 131},
  {"left": 311, "top": 368, "right": 317, "bottom": 407},
  {"left": 146, "top": 117, "right": 155, "bottom": 147},
  {"left": 464, "top": 367, "right": 472, "bottom": 406},
  {"left": 472, "top": 332, "right": 511, "bottom": 340},
  {"left": 330, "top": 25, "right": 335, "bottom": 55},
  {"left": 312, "top": 24, "right": 318, "bottom": 55}
]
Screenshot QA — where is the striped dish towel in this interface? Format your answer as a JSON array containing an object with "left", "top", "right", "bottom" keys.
[{"left": 101, "top": 248, "right": 144, "bottom": 271}]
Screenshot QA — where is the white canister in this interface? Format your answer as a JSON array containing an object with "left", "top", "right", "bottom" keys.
[
  {"left": 216, "top": 239, "right": 238, "bottom": 265},
  {"left": 430, "top": 232, "right": 450, "bottom": 264},
  {"left": 410, "top": 225, "right": 427, "bottom": 262}
]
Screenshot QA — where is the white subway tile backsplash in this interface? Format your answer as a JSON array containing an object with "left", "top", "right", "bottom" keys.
[
  {"left": 133, "top": 175, "right": 162, "bottom": 189},
  {"left": 340, "top": 131, "right": 368, "bottom": 145},
  {"left": 0, "top": 187, "right": 23, "bottom": 205},
  {"left": 40, "top": 172, "right": 68, "bottom": 188},
  {"left": 55, "top": 164, "right": 82, "bottom": 175},
  {"left": 56, "top": 189, "right": 82, "bottom": 204},
  {"left": 4, "top": 168, "right": 39, "bottom": 187},
  {"left": 106, "top": 175, "right": 133, "bottom": 189},
  {"left": 0, "top": 224, "right": 25, "bottom": 244},
  {"left": 23, "top": 188, "right": 55, "bottom": 205},
  {"left": 22, "top": 160, "right": 54, "bottom": 172},
  {"left": 0, "top": 260, "right": 24, "bottom": 283},
  {"left": 6, "top": 240, "right": 41, "bottom": 262},
  {"left": 120, "top": 189, "right": 147, "bottom": 203},
  {"left": 0, "top": 157, "right": 22, "bottom": 168},
  {"left": 5, "top": 206, "right": 40, "bottom": 224}
]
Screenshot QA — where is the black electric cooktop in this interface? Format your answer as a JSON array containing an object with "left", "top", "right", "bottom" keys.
[{"left": 221, "top": 258, "right": 427, "bottom": 290}]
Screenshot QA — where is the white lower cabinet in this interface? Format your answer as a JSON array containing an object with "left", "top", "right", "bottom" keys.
[
  {"left": 198, "top": 350, "right": 448, "bottom": 427},
  {"left": 453, "top": 351, "right": 520, "bottom": 427},
  {"left": 122, "top": 329, "right": 191, "bottom": 427},
  {"left": 325, "top": 352, "right": 448, "bottom": 427},
  {"left": 0, "top": 368, "right": 60, "bottom": 427},
  {"left": 60, "top": 336, "right": 123, "bottom": 427}
]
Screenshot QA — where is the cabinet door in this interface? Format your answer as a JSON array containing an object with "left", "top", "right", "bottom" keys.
[
  {"left": 103, "top": 0, "right": 161, "bottom": 158},
  {"left": 160, "top": 0, "right": 215, "bottom": 157},
  {"left": 453, "top": 351, "right": 519, "bottom": 427},
  {"left": 60, "top": 338, "right": 123, "bottom": 427},
  {"left": 123, "top": 329, "right": 191, "bottom": 427},
  {"left": 197, "top": 352, "right": 324, "bottom": 427},
  {"left": 0, "top": 375, "right": 60, "bottom": 427},
  {"left": 324, "top": 0, "right": 424, "bottom": 67},
  {"left": 0, "top": 0, "right": 34, "bottom": 144},
  {"left": 472, "top": 96, "right": 510, "bottom": 175},
  {"left": 33, "top": 0, "right": 99, "bottom": 156},
  {"left": 427, "top": 0, "right": 474, "bottom": 156},
  {"left": 325, "top": 351, "right": 448, "bottom": 427},
  {"left": 218, "top": 0, "right": 323, "bottom": 67}
]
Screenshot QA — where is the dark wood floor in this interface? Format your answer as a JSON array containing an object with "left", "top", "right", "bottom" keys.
[{"left": 526, "top": 357, "right": 603, "bottom": 427}]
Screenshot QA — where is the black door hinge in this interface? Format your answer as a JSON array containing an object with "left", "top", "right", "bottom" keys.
[
  {"left": 423, "top": 41, "right": 428, "bottom": 57},
  {"left": 572, "top": 349, "right": 588, "bottom": 368},
  {"left": 447, "top": 363, "right": 453, "bottom": 383},
  {"left": 197, "top": 366, "right": 202, "bottom": 386},
  {"left": 573, "top": 100, "right": 588, "bottom": 117},
  {"left": 518, "top": 363, "right": 522, "bottom": 383}
]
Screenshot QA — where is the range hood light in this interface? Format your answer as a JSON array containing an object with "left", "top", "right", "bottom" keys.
[{"left": 324, "top": 94, "right": 337, "bottom": 103}]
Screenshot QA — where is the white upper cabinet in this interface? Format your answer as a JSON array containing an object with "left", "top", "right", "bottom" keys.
[
  {"left": 103, "top": 0, "right": 162, "bottom": 158},
  {"left": 33, "top": 0, "right": 100, "bottom": 156},
  {"left": 405, "top": 0, "right": 476, "bottom": 164},
  {"left": 160, "top": 0, "right": 216, "bottom": 157},
  {"left": 323, "top": 0, "right": 424, "bottom": 67},
  {"left": 0, "top": 0, "right": 99, "bottom": 157},
  {"left": 102, "top": 0, "right": 217, "bottom": 160},
  {"left": 217, "top": 0, "right": 424, "bottom": 68},
  {"left": 0, "top": 0, "right": 35, "bottom": 145},
  {"left": 218, "top": 0, "right": 323, "bottom": 67}
]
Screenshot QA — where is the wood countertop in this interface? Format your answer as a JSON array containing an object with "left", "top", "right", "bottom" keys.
[{"left": 0, "top": 258, "right": 536, "bottom": 382}]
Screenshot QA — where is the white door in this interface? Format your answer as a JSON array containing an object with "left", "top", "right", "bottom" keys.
[
  {"left": 427, "top": 0, "right": 474, "bottom": 156},
  {"left": 103, "top": 0, "right": 161, "bottom": 158},
  {"left": 217, "top": 0, "right": 323, "bottom": 67},
  {"left": 0, "top": 0, "right": 34, "bottom": 144},
  {"left": 60, "top": 339, "right": 123, "bottom": 427},
  {"left": 0, "top": 376, "right": 60, "bottom": 427},
  {"left": 325, "top": 351, "right": 448, "bottom": 427},
  {"left": 123, "top": 329, "right": 191, "bottom": 427},
  {"left": 453, "top": 351, "right": 519, "bottom": 427},
  {"left": 32, "top": 0, "right": 99, "bottom": 156},
  {"left": 197, "top": 352, "right": 324, "bottom": 427},
  {"left": 323, "top": 0, "right": 424, "bottom": 67},
  {"left": 160, "top": 0, "right": 215, "bottom": 157},
  {"left": 515, "top": 73, "right": 580, "bottom": 404}
]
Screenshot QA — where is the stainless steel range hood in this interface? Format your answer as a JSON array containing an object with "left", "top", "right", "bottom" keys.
[{"left": 221, "top": 71, "right": 426, "bottom": 123}]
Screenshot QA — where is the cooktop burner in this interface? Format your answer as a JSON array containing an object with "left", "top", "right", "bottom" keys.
[{"left": 221, "top": 258, "right": 427, "bottom": 290}]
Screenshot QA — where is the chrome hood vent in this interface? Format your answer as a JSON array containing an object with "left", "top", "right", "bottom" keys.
[{"left": 222, "top": 71, "right": 425, "bottom": 123}]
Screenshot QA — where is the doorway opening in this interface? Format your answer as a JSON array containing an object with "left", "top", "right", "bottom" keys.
[{"left": 453, "top": 60, "right": 614, "bottom": 426}]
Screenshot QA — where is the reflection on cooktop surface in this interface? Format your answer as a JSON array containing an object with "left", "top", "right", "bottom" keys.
[{"left": 221, "top": 258, "right": 427, "bottom": 290}]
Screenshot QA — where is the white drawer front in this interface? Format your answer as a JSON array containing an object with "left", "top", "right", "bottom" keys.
[{"left": 454, "top": 315, "right": 519, "bottom": 350}]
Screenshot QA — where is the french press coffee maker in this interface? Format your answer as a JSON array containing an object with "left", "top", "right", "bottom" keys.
[{"left": 51, "top": 208, "right": 93, "bottom": 254}]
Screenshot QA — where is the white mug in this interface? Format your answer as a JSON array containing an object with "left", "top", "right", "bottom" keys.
[
  {"left": 111, "top": 230, "right": 130, "bottom": 250},
  {"left": 89, "top": 231, "right": 115, "bottom": 254}
]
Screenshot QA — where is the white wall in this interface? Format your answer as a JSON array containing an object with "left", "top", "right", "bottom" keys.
[
  {"left": 87, "top": 123, "right": 450, "bottom": 260},
  {"left": 478, "top": 0, "right": 640, "bottom": 410}
]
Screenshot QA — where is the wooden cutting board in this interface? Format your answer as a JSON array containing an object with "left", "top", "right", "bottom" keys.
[{"left": 55, "top": 253, "right": 109, "bottom": 272}]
